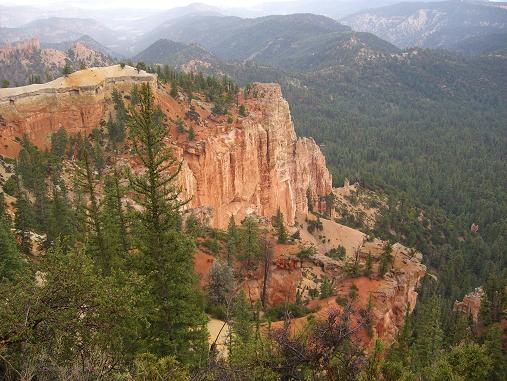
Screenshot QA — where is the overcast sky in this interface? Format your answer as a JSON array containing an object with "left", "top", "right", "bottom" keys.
[{"left": 0, "top": 0, "right": 291, "bottom": 8}]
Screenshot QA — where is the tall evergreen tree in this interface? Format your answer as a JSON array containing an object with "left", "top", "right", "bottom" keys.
[
  {"left": 127, "top": 84, "right": 207, "bottom": 367},
  {"left": 238, "top": 216, "right": 261, "bottom": 270},
  {"left": 226, "top": 215, "right": 239, "bottom": 264},
  {"left": 50, "top": 126, "right": 68, "bottom": 160},
  {"left": 274, "top": 207, "right": 288, "bottom": 244},
  {"left": 0, "top": 193, "right": 21, "bottom": 280},
  {"left": 102, "top": 169, "right": 129, "bottom": 264},
  {"left": 75, "top": 148, "right": 107, "bottom": 271},
  {"left": 14, "top": 186, "right": 34, "bottom": 255},
  {"left": 413, "top": 296, "right": 443, "bottom": 369},
  {"left": 46, "top": 175, "right": 75, "bottom": 250}
]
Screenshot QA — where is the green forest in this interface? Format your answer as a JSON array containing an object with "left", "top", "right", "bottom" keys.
[{"left": 0, "top": 62, "right": 506, "bottom": 380}]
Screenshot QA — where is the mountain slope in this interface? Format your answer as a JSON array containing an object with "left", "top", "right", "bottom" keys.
[
  {"left": 453, "top": 32, "right": 507, "bottom": 55},
  {"left": 341, "top": 1, "right": 507, "bottom": 48},
  {"left": 0, "top": 17, "right": 119, "bottom": 48},
  {"left": 0, "top": 38, "right": 114, "bottom": 86},
  {"left": 243, "top": 0, "right": 441, "bottom": 19},
  {"left": 43, "top": 35, "right": 118, "bottom": 58},
  {"left": 134, "top": 39, "right": 217, "bottom": 68},
  {"left": 131, "top": 3, "right": 223, "bottom": 34},
  {"left": 134, "top": 13, "right": 350, "bottom": 58}
]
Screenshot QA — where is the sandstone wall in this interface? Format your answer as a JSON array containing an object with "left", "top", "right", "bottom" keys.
[
  {"left": 371, "top": 248, "right": 426, "bottom": 342},
  {"left": 0, "top": 69, "right": 331, "bottom": 229},
  {"left": 0, "top": 65, "right": 156, "bottom": 156},
  {"left": 179, "top": 84, "right": 333, "bottom": 228}
]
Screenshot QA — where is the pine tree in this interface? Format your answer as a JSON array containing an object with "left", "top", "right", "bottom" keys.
[
  {"left": 102, "top": 171, "right": 129, "bottom": 266},
  {"left": 484, "top": 323, "right": 507, "bottom": 381},
  {"left": 187, "top": 126, "right": 195, "bottom": 141},
  {"left": 226, "top": 215, "right": 239, "bottom": 264},
  {"left": 231, "top": 290, "right": 253, "bottom": 345},
  {"left": 379, "top": 241, "right": 394, "bottom": 277},
  {"left": 260, "top": 233, "right": 273, "bottom": 308},
  {"left": 170, "top": 81, "right": 178, "bottom": 98},
  {"left": 275, "top": 207, "right": 288, "bottom": 244},
  {"left": 46, "top": 175, "right": 75, "bottom": 251},
  {"left": 50, "top": 127, "right": 68, "bottom": 160},
  {"left": 364, "top": 253, "right": 373, "bottom": 277},
  {"left": 14, "top": 190, "right": 34, "bottom": 255},
  {"left": 75, "top": 148, "right": 107, "bottom": 271},
  {"left": 306, "top": 187, "right": 314, "bottom": 212},
  {"left": 413, "top": 297, "right": 443, "bottom": 369},
  {"left": 207, "top": 259, "right": 235, "bottom": 306},
  {"left": 0, "top": 193, "right": 21, "bottom": 280},
  {"left": 479, "top": 274, "right": 506, "bottom": 325},
  {"left": 176, "top": 117, "right": 185, "bottom": 133},
  {"left": 110, "top": 89, "right": 127, "bottom": 144},
  {"left": 127, "top": 84, "right": 207, "bottom": 367},
  {"left": 238, "top": 216, "right": 261, "bottom": 270},
  {"left": 62, "top": 61, "right": 73, "bottom": 76}
]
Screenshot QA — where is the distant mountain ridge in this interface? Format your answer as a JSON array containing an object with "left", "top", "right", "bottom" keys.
[
  {"left": 133, "top": 39, "right": 217, "bottom": 68},
  {"left": 452, "top": 32, "right": 507, "bottom": 55},
  {"left": 133, "top": 14, "right": 353, "bottom": 60},
  {"left": 341, "top": 0, "right": 507, "bottom": 49},
  {"left": 0, "top": 17, "right": 119, "bottom": 48},
  {"left": 43, "top": 35, "right": 118, "bottom": 58}
]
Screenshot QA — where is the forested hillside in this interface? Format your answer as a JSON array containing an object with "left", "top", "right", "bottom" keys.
[
  {"left": 1, "top": 4, "right": 506, "bottom": 379},
  {"left": 138, "top": 27, "right": 507, "bottom": 379}
]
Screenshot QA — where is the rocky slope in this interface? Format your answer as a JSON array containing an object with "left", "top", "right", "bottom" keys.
[
  {"left": 342, "top": 0, "right": 507, "bottom": 49},
  {"left": 0, "top": 65, "right": 155, "bottom": 156},
  {"left": 0, "top": 65, "right": 331, "bottom": 228},
  {"left": 236, "top": 214, "right": 426, "bottom": 344},
  {"left": 0, "top": 38, "right": 114, "bottom": 87},
  {"left": 0, "top": 65, "right": 427, "bottom": 345}
]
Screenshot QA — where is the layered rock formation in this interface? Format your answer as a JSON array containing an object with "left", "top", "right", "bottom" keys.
[
  {"left": 237, "top": 215, "right": 426, "bottom": 344},
  {"left": 370, "top": 245, "right": 426, "bottom": 342},
  {"left": 0, "top": 38, "right": 40, "bottom": 60},
  {"left": 0, "top": 38, "right": 114, "bottom": 88},
  {"left": 0, "top": 65, "right": 156, "bottom": 156},
  {"left": 179, "top": 83, "right": 332, "bottom": 228},
  {"left": 0, "top": 67, "right": 331, "bottom": 228},
  {"left": 454, "top": 287, "right": 485, "bottom": 323}
]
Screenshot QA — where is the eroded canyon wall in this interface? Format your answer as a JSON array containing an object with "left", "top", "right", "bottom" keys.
[
  {"left": 179, "top": 84, "right": 332, "bottom": 228},
  {"left": 0, "top": 67, "right": 332, "bottom": 228},
  {"left": 0, "top": 65, "right": 156, "bottom": 156}
]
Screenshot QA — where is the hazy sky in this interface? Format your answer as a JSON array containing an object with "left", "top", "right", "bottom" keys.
[{"left": 0, "top": 0, "right": 291, "bottom": 8}]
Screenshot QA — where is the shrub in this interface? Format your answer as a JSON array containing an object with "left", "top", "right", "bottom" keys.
[
  {"left": 326, "top": 245, "right": 346, "bottom": 260},
  {"left": 201, "top": 238, "right": 220, "bottom": 254},
  {"left": 265, "top": 302, "right": 318, "bottom": 321}
]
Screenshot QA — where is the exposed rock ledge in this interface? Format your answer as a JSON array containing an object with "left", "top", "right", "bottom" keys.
[
  {"left": 177, "top": 83, "right": 332, "bottom": 228},
  {"left": 0, "top": 65, "right": 156, "bottom": 157},
  {"left": 0, "top": 67, "right": 332, "bottom": 229}
]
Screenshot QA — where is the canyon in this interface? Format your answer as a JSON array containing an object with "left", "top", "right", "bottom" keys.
[
  {"left": 0, "top": 65, "right": 425, "bottom": 344},
  {"left": 0, "top": 65, "right": 331, "bottom": 228}
]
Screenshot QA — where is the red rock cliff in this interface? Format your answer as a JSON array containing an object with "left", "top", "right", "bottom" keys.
[
  {"left": 178, "top": 83, "right": 332, "bottom": 228},
  {"left": 0, "top": 68, "right": 331, "bottom": 229},
  {"left": 0, "top": 65, "right": 156, "bottom": 156}
]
